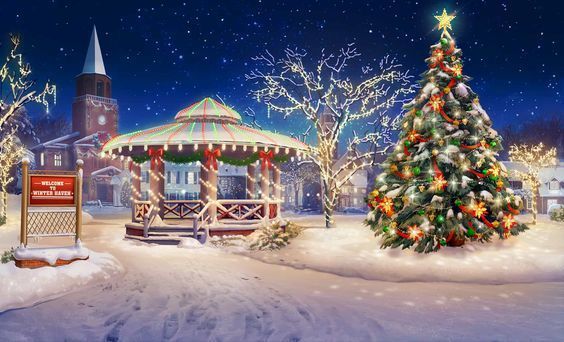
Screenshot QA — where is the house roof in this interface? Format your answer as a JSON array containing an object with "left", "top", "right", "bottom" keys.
[
  {"left": 174, "top": 97, "right": 242, "bottom": 124},
  {"left": 30, "top": 132, "right": 81, "bottom": 150},
  {"left": 80, "top": 26, "right": 107, "bottom": 76},
  {"left": 91, "top": 165, "right": 122, "bottom": 177}
]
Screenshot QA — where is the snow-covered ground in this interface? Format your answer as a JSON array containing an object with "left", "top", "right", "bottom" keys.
[
  {"left": 1, "top": 197, "right": 563, "bottom": 341},
  {"left": 240, "top": 213, "right": 564, "bottom": 284}
]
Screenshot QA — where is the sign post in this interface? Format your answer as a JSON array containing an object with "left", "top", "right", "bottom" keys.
[{"left": 20, "top": 159, "right": 84, "bottom": 247}]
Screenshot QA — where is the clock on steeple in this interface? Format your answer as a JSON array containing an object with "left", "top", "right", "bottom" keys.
[{"left": 72, "top": 26, "right": 118, "bottom": 138}]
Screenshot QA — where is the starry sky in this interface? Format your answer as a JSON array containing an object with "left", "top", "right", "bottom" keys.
[{"left": 1, "top": 0, "right": 562, "bottom": 145}]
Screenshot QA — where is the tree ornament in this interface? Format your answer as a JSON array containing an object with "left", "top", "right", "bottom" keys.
[
  {"left": 490, "top": 141, "right": 497, "bottom": 147},
  {"left": 453, "top": 120, "right": 460, "bottom": 126},
  {"left": 418, "top": 185, "right": 426, "bottom": 192},
  {"left": 432, "top": 175, "right": 447, "bottom": 191},
  {"left": 432, "top": 149, "right": 439, "bottom": 156},
  {"left": 427, "top": 176, "right": 434, "bottom": 182},
  {"left": 435, "top": 8, "right": 456, "bottom": 34},
  {"left": 492, "top": 220, "right": 500, "bottom": 228},
  {"left": 390, "top": 164, "right": 398, "bottom": 172},
  {"left": 472, "top": 201, "right": 487, "bottom": 217},
  {"left": 440, "top": 37, "right": 449, "bottom": 46},
  {"left": 408, "top": 225, "right": 424, "bottom": 240},
  {"left": 466, "top": 228, "right": 476, "bottom": 237},
  {"left": 473, "top": 97, "right": 480, "bottom": 104},
  {"left": 462, "top": 118, "right": 468, "bottom": 125},
  {"left": 456, "top": 75, "right": 463, "bottom": 80},
  {"left": 428, "top": 214, "right": 436, "bottom": 222},
  {"left": 438, "top": 139, "right": 445, "bottom": 146},
  {"left": 404, "top": 140, "right": 411, "bottom": 147},
  {"left": 443, "top": 87, "right": 451, "bottom": 94},
  {"left": 440, "top": 238, "right": 447, "bottom": 246},
  {"left": 452, "top": 139, "right": 460, "bottom": 146},
  {"left": 436, "top": 214, "right": 445, "bottom": 223},
  {"left": 431, "top": 128, "right": 437, "bottom": 135},
  {"left": 502, "top": 214, "right": 517, "bottom": 230},
  {"left": 383, "top": 226, "right": 389, "bottom": 233},
  {"left": 418, "top": 209, "right": 425, "bottom": 215},
  {"left": 413, "top": 166, "right": 421, "bottom": 176},
  {"left": 455, "top": 199, "right": 462, "bottom": 206},
  {"left": 496, "top": 179, "right": 504, "bottom": 188},
  {"left": 416, "top": 109, "right": 423, "bottom": 117},
  {"left": 378, "top": 197, "right": 395, "bottom": 217},
  {"left": 428, "top": 94, "right": 445, "bottom": 112}
]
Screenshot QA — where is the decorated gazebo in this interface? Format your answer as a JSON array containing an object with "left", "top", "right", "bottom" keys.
[{"left": 101, "top": 97, "right": 309, "bottom": 241}]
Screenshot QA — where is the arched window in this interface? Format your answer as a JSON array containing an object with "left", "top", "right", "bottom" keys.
[
  {"left": 96, "top": 81, "right": 104, "bottom": 97},
  {"left": 549, "top": 178, "right": 560, "bottom": 190}
]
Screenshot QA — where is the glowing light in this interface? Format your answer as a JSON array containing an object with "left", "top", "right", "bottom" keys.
[{"left": 434, "top": 8, "right": 456, "bottom": 34}]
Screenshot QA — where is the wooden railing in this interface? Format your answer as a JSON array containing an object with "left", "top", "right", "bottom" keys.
[
  {"left": 193, "top": 202, "right": 212, "bottom": 241},
  {"left": 133, "top": 201, "right": 152, "bottom": 222},
  {"left": 216, "top": 199, "right": 267, "bottom": 222},
  {"left": 163, "top": 200, "right": 203, "bottom": 219}
]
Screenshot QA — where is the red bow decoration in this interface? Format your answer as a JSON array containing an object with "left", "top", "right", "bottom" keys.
[
  {"left": 205, "top": 148, "right": 221, "bottom": 170},
  {"left": 259, "top": 150, "right": 274, "bottom": 170},
  {"left": 148, "top": 148, "right": 164, "bottom": 170}
]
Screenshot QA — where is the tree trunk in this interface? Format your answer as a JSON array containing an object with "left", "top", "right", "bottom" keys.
[
  {"left": 321, "top": 177, "right": 338, "bottom": 228},
  {"left": 531, "top": 189, "right": 538, "bottom": 225}
]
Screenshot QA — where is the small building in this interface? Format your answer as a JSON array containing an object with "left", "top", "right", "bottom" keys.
[{"left": 502, "top": 160, "right": 564, "bottom": 214}]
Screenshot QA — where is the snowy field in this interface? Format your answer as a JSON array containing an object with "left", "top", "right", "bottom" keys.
[
  {"left": 242, "top": 213, "right": 564, "bottom": 284},
  {"left": 0, "top": 196, "right": 563, "bottom": 341}
]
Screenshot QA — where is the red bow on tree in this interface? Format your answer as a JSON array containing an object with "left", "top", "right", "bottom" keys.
[
  {"left": 205, "top": 148, "right": 221, "bottom": 170},
  {"left": 259, "top": 150, "right": 274, "bottom": 170},
  {"left": 148, "top": 148, "right": 164, "bottom": 170}
]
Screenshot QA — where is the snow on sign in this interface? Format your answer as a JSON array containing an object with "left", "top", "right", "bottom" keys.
[{"left": 29, "top": 175, "right": 76, "bottom": 206}]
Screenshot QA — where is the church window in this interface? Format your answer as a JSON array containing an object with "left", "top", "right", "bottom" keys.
[
  {"left": 54, "top": 154, "right": 62, "bottom": 167},
  {"left": 96, "top": 81, "right": 104, "bottom": 97}
]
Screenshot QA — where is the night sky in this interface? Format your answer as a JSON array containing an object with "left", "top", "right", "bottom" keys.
[{"left": 1, "top": 0, "right": 562, "bottom": 146}]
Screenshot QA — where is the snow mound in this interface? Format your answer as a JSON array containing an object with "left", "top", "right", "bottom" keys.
[
  {"left": 0, "top": 249, "right": 122, "bottom": 312},
  {"left": 14, "top": 241, "right": 89, "bottom": 265},
  {"left": 240, "top": 214, "right": 564, "bottom": 285},
  {"left": 177, "top": 238, "right": 204, "bottom": 249}
]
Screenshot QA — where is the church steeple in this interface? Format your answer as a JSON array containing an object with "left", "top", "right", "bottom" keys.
[{"left": 81, "top": 26, "right": 107, "bottom": 76}]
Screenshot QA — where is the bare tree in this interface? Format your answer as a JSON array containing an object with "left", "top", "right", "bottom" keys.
[
  {"left": 247, "top": 45, "right": 417, "bottom": 227},
  {"left": 0, "top": 34, "right": 56, "bottom": 130}
]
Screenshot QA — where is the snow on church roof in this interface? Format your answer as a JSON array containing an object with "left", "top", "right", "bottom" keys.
[{"left": 81, "top": 26, "right": 107, "bottom": 76}]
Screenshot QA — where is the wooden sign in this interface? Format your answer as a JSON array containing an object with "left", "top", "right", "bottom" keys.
[{"left": 29, "top": 175, "right": 76, "bottom": 207}]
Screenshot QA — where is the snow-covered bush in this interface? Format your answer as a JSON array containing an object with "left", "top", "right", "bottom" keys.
[
  {"left": 550, "top": 207, "right": 564, "bottom": 222},
  {"left": 249, "top": 225, "right": 290, "bottom": 251},
  {"left": 282, "top": 221, "right": 304, "bottom": 238},
  {"left": 1, "top": 247, "right": 15, "bottom": 264},
  {"left": 0, "top": 215, "right": 6, "bottom": 226}
]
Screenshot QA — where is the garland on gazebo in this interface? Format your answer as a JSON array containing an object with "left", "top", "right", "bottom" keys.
[{"left": 131, "top": 149, "right": 289, "bottom": 167}]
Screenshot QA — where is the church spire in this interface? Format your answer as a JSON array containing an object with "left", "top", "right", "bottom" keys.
[{"left": 81, "top": 25, "right": 107, "bottom": 75}]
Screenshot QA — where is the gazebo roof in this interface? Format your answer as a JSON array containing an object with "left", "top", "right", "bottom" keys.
[
  {"left": 174, "top": 97, "right": 242, "bottom": 124},
  {"left": 102, "top": 98, "right": 309, "bottom": 154}
]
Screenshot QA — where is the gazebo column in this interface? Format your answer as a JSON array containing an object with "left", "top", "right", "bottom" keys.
[
  {"left": 199, "top": 163, "right": 208, "bottom": 203},
  {"left": 260, "top": 163, "right": 270, "bottom": 219},
  {"left": 273, "top": 164, "right": 282, "bottom": 219},
  {"left": 207, "top": 166, "right": 218, "bottom": 223},
  {"left": 246, "top": 164, "right": 256, "bottom": 199},
  {"left": 150, "top": 158, "right": 165, "bottom": 217},
  {"left": 130, "top": 161, "right": 141, "bottom": 201}
]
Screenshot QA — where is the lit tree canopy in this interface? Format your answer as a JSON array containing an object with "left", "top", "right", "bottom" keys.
[
  {"left": 0, "top": 34, "right": 56, "bottom": 130},
  {"left": 366, "top": 12, "right": 528, "bottom": 252},
  {"left": 509, "top": 143, "right": 557, "bottom": 224},
  {"left": 247, "top": 44, "right": 417, "bottom": 227}
]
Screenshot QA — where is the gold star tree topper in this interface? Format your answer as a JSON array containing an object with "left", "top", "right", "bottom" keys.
[{"left": 435, "top": 8, "right": 456, "bottom": 33}]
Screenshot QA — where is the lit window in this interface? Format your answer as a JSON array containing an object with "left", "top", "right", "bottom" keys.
[
  {"left": 40, "top": 152, "right": 45, "bottom": 166},
  {"left": 167, "top": 171, "right": 171, "bottom": 184},
  {"left": 54, "top": 154, "right": 62, "bottom": 167},
  {"left": 187, "top": 172, "right": 195, "bottom": 184},
  {"left": 176, "top": 171, "right": 180, "bottom": 184}
]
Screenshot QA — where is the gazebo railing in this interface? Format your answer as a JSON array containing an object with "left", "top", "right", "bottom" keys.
[
  {"left": 133, "top": 200, "right": 152, "bottom": 222},
  {"left": 216, "top": 199, "right": 267, "bottom": 222},
  {"left": 163, "top": 200, "right": 203, "bottom": 219}
]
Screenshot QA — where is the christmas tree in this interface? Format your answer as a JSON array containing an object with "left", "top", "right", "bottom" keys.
[{"left": 366, "top": 10, "right": 528, "bottom": 253}]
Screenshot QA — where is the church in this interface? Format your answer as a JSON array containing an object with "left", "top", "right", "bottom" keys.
[{"left": 31, "top": 26, "right": 125, "bottom": 205}]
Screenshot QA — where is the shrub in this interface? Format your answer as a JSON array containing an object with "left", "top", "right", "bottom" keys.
[
  {"left": 249, "top": 225, "right": 290, "bottom": 251},
  {"left": 282, "top": 221, "right": 304, "bottom": 238},
  {"left": 0, "top": 215, "right": 6, "bottom": 226},
  {"left": 550, "top": 207, "right": 564, "bottom": 222},
  {"left": 1, "top": 247, "right": 15, "bottom": 264}
]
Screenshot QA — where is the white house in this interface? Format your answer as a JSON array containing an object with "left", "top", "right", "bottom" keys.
[{"left": 502, "top": 160, "right": 564, "bottom": 214}]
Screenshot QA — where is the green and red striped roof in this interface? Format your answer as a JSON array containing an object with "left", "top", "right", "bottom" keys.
[{"left": 102, "top": 98, "right": 309, "bottom": 153}]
